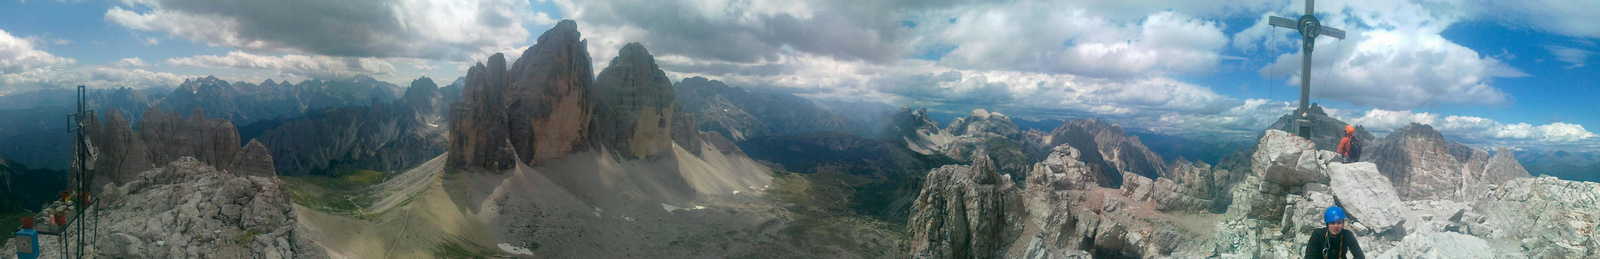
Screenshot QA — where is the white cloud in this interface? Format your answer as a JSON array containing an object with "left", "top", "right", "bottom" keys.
[
  {"left": 1343, "top": 109, "right": 1440, "bottom": 131},
  {"left": 1333, "top": 108, "right": 1600, "bottom": 149},
  {"left": 0, "top": 29, "right": 75, "bottom": 74},
  {"left": 1546, "top": 45, "right": 1591, "bottom": 68},
  {"left": 532, "top": 12, "right": 556, "bottom": 26},
  {"left": 164, "top": 51, "right": 395, "bottom": 79},
  {"left": 51, "top": 39, "right": 72, "bottom": 45},
  {"left": 113, "top": 57, "right": 148, "bottom": 67},
  {"left": 106, "top": 0, "right": 536, "bottom": 61},
  {"left": 932, "top": 8, "right": 1229, "bottom": 78}
]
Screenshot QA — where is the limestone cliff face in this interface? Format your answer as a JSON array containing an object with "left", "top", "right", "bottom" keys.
[
  {"left": 139, "top": 108, "right": 240, "bottom": 169},
  {"left": 92, "top": 107, "right": 241, "bottom": 185},
  {"left": 448, "top": 19, "right": 597, "bottom": 172},
  {"left": 448, "top": 53, "right": 519, "bottom": 171},
  {"left": 594, "top": 42, "right": 678, "bottom": 159},
  {"left": 507, "top": 19, "right": 597, "bottom": 165},
  {"left": 92, "top": 110, "right": 154, "bottom": 185}
]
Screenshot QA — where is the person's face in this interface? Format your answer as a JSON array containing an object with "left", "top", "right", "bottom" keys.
[{"left": 1327, "top": 219, "right": 1345, "bottom": 233}]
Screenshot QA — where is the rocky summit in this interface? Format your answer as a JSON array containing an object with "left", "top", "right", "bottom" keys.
[
  {"left": 2, "top": 157, "right": 322, "bottom": 258},
  {"left": 449, "top": 19, "right": 597, "bottom": 171},
  {"left": 906, "top": 154, "right": 1024, "bottom": 259},
  {"left": 594, "top": 42, "right": 681, "bottom": 159}
]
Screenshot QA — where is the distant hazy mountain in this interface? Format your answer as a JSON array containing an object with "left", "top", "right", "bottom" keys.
[
  {"left": 675, "top": 76, "right": 872, "bottom": 141},
  {"left": 160, "top": 75, "right": 403, "bottom": 126},
  {"left": 1012, "top": 117, "right": 1067, "bottom": 133},
  {"left": 0, "top": 76, "right": 411, "bottom": 170},
  {"left": 1516, "top": 149, "right": 1600, "bottom": 182},
  {"left": 811, "top": 99, "right": 897, "bottom": 137},
  {"left": 1129, "top": 131, "right": 1253, "bottom": 166}
]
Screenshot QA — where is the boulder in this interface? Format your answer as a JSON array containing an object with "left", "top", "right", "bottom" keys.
[
  {"left": 103, "top": 233, "right": 145, "bottom": 258},
  {"left": 1119, "top": 171, "right": 1155, "bottom": 202},
  {"left": 1253, "top": 130, "right": 1329, "bottom": 186},
  {"left": 1327, "top": 162, "right": 1407, "bottom": 236}
]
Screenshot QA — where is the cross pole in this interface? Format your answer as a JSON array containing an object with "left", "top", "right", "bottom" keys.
[{"left": 1269, "top": 0, "right": 1344, "bottom": 138}]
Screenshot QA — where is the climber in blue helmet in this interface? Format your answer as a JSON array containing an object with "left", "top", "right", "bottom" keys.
[{"left": 1304, "top": 206, "right": 1365, "bottom": 259}]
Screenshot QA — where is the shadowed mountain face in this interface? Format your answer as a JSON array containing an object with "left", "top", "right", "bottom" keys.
[
  {"left": 593, "top": 42, "right": 689, "bottom": 159},
  {"left": 674, "top": 76, "right": 871, "bottom": 141},
  {"left": 0, "top": 158, "right": 67, "bottom": 231},
  {"left": 248, "top": 77, "right": 449, "bottom": 176}
]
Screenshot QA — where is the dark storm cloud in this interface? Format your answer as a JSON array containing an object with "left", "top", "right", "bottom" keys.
[{"left": 107, "top": 0, "right": 534, "bottom": 61}]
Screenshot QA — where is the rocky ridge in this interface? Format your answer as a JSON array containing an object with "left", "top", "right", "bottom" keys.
[{"left": 1039, "top": 118, "right": 1168, "bottom": 188}]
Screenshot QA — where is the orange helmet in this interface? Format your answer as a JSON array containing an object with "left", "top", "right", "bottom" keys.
[{"left": 1346, "top": 125, "right": 1355, "bottom": 135}]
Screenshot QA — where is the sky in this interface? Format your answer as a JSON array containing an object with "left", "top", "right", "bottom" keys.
[{"left": 0, "top": 0, "right": 1597, "bottom": 151}]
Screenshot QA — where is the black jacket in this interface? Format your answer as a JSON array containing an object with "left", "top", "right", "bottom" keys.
[{"left": 1304, "top": 228, "right": 1364, "bottom": 259}]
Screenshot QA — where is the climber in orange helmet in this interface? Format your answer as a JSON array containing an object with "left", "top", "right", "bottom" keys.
[{"left": 1337, "top": 125, "right": 1361, "bottom": 162}]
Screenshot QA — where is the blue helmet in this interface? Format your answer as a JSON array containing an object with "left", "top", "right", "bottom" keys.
[{"left": 1324, "top": 206, "right": 1347, "bottom": 223}]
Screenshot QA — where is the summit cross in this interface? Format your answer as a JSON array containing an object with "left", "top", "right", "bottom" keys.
[{"left": 1269, "top": 0, "right": 1345, "bottom": 138}]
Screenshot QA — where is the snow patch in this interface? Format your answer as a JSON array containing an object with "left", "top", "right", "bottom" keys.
[{"left": 497, "top": 243, "right": 534, "bottom": 255}]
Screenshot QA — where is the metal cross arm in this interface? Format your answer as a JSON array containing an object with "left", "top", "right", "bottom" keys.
[{"left": 1269, "top": 16, "right": 1344, "bottom": 40}]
